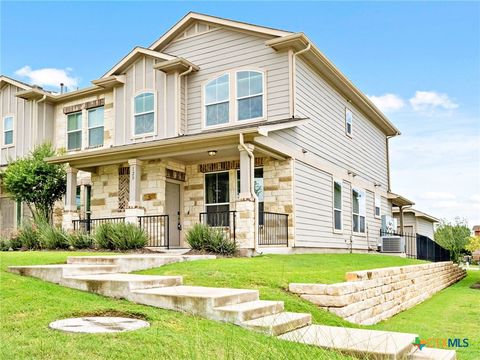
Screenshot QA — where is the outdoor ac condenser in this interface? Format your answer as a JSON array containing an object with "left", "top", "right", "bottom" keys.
[{"left": 380, "top": 235, "right": 405, "bottom": 253}]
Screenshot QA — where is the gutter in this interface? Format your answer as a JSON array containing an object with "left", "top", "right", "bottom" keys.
[
  {"left": 239, "top": 133, "right": 259, "bottom": 253},
  {"left": 178, "top": 66, "right": 193, "bottom": 135},
  {"left": 291, "top": 44, "right": 311, "bottom": 117}
]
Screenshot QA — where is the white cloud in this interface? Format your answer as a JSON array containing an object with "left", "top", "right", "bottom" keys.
[
  {"left": 420, "top": 192, "right": 456, "bottom": 200},
  {"left": 368, "top": 93, "right": 405, "bottom": 113},
  {"left": 409, "top": 91, "right": 458, "bottom": 112},
  {"left": 15, "top": 66, "right": 79, "bottom": 89},
  {"left": 471, "top": 194, "right": 480, "bottom": 203}
]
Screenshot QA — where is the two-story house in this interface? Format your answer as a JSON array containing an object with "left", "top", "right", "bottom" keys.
[{"left": 1, "top": 12, "right": 415, "bottom": 253}]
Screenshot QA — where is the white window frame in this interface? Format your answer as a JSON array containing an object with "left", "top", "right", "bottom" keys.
[
  {"left": 66, "top": 111, "right": 82, "bottom": 151},
  {"left": 345, "top": 108, "right": 353, "bottom": 137},
  {"left": 132, "top": 91, "right": 156, "bottom": 138},
  {"left": 2, "top": 115, "right": 14, "bottom": 147},
  {"left": 352, "top": 187, "right": 366, "bottom": 234},
  {"left": 203, "top": 73, "right": 230, "bottom": 129},
  {"left": 374, "top": 193, "right": 381, "bottom": 219},
  {"left": 87, "top": 106, "right": 104, "bottom": 148},
  {"left": 204, "top": 170, "right": 230, "bottom": 212},
  {"left": 235, "top": 70, "right": 265, "bottom": 123},
  {"left": 333, "top": 179, "right": 343, "bottom": 232}
]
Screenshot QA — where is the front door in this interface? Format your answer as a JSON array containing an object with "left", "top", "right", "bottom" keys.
[{"left": 165, "top": 182, "right": 181, "bottom": 247}]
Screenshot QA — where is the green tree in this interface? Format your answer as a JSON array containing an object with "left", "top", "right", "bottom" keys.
[
  {"left": 0, "top": 143, "right": 66, "bottom": 222},
  {"left": 434, "top": 218, "right": 471, "bottom": 262},
  {"left": 465, "top": 236, "right": 480, "bottom": 253}
]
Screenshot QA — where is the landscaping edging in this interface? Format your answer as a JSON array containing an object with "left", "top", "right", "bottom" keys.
[{"left": 289, "top": 261, "right": 466, "bottom": 325}]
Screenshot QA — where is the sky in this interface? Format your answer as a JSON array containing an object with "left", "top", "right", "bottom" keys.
[{"left": 1, "top": 1, "right": 479, "bottom": 227}]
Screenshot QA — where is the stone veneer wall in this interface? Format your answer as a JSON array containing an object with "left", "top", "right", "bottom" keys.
[{"left": 289, "top": 262, "right": 466, "bottom": 325}]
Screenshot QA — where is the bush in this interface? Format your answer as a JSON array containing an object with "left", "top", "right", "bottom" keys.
[
  {"left": 66, "top": 232, "right": 94, "bottom": 249},
  {"left": 185, "top": 224, "right": 237, "bottom": 256},
  {"left": 36, "top": 220, "right": 68, "bottom": 249},
  {"left": 94, "top": 222, "right": 147, "bottom": 250},
  {"left": 0, "top": 238, "right": 11, "bottom": 251},
  {"left": 17, "top": 221, "right": 40, "bottom": 250}
]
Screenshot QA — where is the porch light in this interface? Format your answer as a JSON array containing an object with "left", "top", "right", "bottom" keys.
[{"left": 208, "top": 150, "right": 217, "bottom": 157}]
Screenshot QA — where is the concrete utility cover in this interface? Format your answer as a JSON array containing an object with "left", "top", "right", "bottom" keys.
[{"left": 49, "top": 317, "right": 149, "bottom": 333}]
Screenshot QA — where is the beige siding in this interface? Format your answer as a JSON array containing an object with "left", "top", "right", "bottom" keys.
[
  {"left": 272, "top": 57, "right": 388, "bottom": 188},
  {"left": 163, "top": 28, "right": 290, "bottom": 133},
  {"left": 416, "top": 218, "right": 435, "bottom": 239}
]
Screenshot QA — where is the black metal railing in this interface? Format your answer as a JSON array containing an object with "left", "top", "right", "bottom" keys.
[
  {"left": 73, "top": 216, "right": 125, "bottom": 233},
  {"left": 258, "top": 212, "right": 289, "bottom": 246},
  {"left": 199, "top": 210, "right": 236, "bottom": 242},
  {"left": 138, "top": 214, "right": 169, "bottom": 248},
  {"left": 380, "top": 230, "right": 450, "bottom": 262}
]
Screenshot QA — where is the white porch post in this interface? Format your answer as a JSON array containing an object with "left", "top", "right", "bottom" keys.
[
  {"left": 399, "top": 206, "right": 405, "bottom": 234},
  {"left": 125, "top": 159, "right": 145, "bottom": 224},
  {"left": 62, "top": 165, "right": 79, "bottom": 230}
]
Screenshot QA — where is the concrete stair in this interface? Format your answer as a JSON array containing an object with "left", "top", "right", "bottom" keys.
[
  {"left": 242, "top": 312, "right": 312, "bottom": 336},
  {"left": 409, "top": 347, "right": 456, "bottom": 360},
  {"left": 214, "top": 300, "right": 284, "bottom": 323}
]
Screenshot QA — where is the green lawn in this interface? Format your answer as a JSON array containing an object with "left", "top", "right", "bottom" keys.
[{"left": 1, "top": 252, "right": 478, "bottom": 359}]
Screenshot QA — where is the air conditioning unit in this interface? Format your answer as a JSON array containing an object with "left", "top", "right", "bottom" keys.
[{"left": 380, "top": 235, "right": 405, "bottom": 253}]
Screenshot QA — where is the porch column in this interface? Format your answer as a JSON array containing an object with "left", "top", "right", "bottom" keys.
[
  {"left": 62, "top": 165, "right": 79, "bottom": 231},
  {"left": 236, "top": 144, "right": 256, "bottom": 252},
  {"left": 399, "top": 206, "right": 404, "bottom": 234},
  {"left": 125, "top": 159, "right": 145, "bottom": 224}
]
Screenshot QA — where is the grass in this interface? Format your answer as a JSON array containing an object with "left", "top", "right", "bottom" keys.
[
  {"left": 0, "top": 251, "right": 353, "bottom": 360},
  {"left": 1, "top": 252, "right": 478, "bottom": 359}
]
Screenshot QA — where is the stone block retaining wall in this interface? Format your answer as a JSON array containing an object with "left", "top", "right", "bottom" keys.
[{"left": 289, "top": 261, "right": 466, "bottom": 325}]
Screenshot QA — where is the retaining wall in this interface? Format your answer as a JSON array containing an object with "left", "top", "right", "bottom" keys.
[{"left": 289, "top": 261, "right": 466, "bottom": 325}]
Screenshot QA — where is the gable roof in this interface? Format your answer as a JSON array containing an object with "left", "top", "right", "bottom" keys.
[
  {"left": 148, "top": 12, "right": 291, "bottom": 51},
  {"left": 392, "top": 207, "right": 439, "bottom": 223},
  {"left": 0, "top": 75, "right": 33, "bottom": 91},
  {"left": 102, "top": 47, "right": 176, "bottom": 78}
]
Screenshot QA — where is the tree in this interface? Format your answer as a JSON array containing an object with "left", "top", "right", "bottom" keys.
[
  {"left": 465, "top": 236, "right": 480, "bottom": 253},
  {"left": 434, "top": 218, "right": 470, "bottom": 262},
  {"left": 0, "top": 143, "right": 66, "bottom": 222}
]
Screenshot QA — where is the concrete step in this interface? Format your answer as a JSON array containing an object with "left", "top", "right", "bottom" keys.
[
  {"left": 278, "top": 324, "right": 417, "bottom": 359},
  {"left": 409, "top": 347, "right": 456, "bottom": 360},
  {"left": 242, "top": 312, "right": 312, "bottom": 336},
  {"left": 62, "top": 273, "right": 183, "bottom": 299},
  {"left": 8, "top": 264, "right": 119, "bottom": 284},
  {"left": 130, "top": 285, "right": 259, "bottom": 317},
  {"left": 214, "top": 300, "right": 284, "bottom": 323}
]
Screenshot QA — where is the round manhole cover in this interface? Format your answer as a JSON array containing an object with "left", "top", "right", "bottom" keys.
[{"left": 49, "top": 317, "right": 150, "bottom": 333}]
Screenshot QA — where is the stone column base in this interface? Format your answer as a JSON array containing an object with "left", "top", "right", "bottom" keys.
[
  {"left": 125, "top": 207, "right": 145, "bottom": 225},
  {"left": 235, "top": 198, "right": 256, "bottom": 249},
  {"left": 62, "top": 211, "right": 79, "bottom": 231}
]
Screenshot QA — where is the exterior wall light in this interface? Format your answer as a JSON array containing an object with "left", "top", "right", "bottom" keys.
[{"left": 208, "top": 150, "right": 217, "bottom": 157}]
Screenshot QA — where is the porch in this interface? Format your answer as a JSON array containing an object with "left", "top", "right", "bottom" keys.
[{"left": 52, "top": 130, "right": 295, "bottom": 250}]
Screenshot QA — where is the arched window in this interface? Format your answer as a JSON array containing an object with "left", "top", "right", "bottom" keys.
[
  {"left": 236, "top": 71, "right": 263, "bottom": 121},
  {"left": 134, "top": 92, "right": 154, "bottom": 135},
  {"left": 204, "top": 74, "right": 229, "bottom": 126}
]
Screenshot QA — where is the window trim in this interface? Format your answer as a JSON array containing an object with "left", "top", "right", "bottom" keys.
[
  {"left": 203, "top": 73, "right": 231, "bottom": 129},
  {"left": 235, "top": 70, "right": 265, "bottom": 123},
  {"left": 66, "top": 111, "right": 83, "bottom": 151},
  {"left": 87, "top": 106, "right": 104, "bottom": 148},
  {"left": 132, "top": 90, "right": 156, "bottom": 138},
  {"left": 352, "top": 187, "right": 366, "bottom": 235},
  {"left": 345, "top": 108, "right": 353, "bottom": 138},
  {"left": 2, "top": 115, "right": 14, "bottom": 147},
  {"left": 374, "top": 193, "right": 381, "bottom": 219},
  {"left": 332, "top": 179, "right": 343, "bottom": 233},
  {"left": 204, "top": 170, "right": 230, "bottom": 211}
]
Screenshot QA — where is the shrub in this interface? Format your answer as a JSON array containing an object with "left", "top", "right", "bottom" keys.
[
  {"left": 17, "top": 221, "right": 40, "bottom": 250},
  {"left": 36, "top": 220, "right": 69, "bottom": 249},
  {"left": 66, "top": 232, "right": 94, "bottom": 249},
  {"left": 8, "top": 232, "right": 23, "bottom": 250},
  {"left": 0, "top": 238, "right": 11, "bottom": 251},
  {"left": 185, "top": 224, "right": 237, "bottom": 256},
  {"left": 94, "top": 222, "right": 147, "bottom": 250}
]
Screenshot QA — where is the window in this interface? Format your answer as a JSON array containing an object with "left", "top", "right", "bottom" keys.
[
  {"left": 333, "top": 180, "right": 342, "bottom": 231},
  {"left": 88, "top": 107, "right": 104, "bottom": 147},
  {"left": 205, "top": 172, "right": 230, "bottom": 226},
  {"left": 237, "top": 168, "right": 264, "bottom": 224},
  {"left": 76, "top": 186, "right": 81, "bottom": 211},
  {"left": 237, "top": 71, "right": 263, "bottom": 121},
  {"left": 374, "top": 194, "right": 381, "bottom": 218},
  {"left": 3, "top": 116, "right": 13, "bottom": 146},
  {"left": 352, "top": 188, "right": 366, "bottom": 233},
  {"left": 205, "top": 74, "right": 229, "bottom": 126},
  {"left": 134, "top": 92, "right": 154, "bottom": 135},
  {"left": 67, "top": 112, "right": 82, "bottom": 150},
  {"left": 345, "top": 108, "right": 353, "bottom": 136}
]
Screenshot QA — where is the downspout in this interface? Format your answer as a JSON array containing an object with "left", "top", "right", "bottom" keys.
[
  {"left": 239, "top": 133, "right": 259, "bottom": 253},
  {"left": 386, "top": 135, "right": 393, "bottom": 192},
  {"left": 291, "top": 43, "right": 311, "bottom": 117},
  {"left": 177, "top": 66, "right": 193, "bottom": 135},
  {"left": 38, "top": 95, "right": 47, "bottom": 143}
]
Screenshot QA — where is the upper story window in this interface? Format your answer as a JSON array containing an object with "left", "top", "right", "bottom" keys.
[
  {"left": 88, "top": 106, "right": 104, "bottom": 148},
  {"left": 374, "top": 193, "right": 381, "bottom": 218},
  {"left": 352, "top": 188, "right": 366, "bottom": 233},
  {"left": 3, "top": 116, "right": 13, "bottom": 146},
  {"left": 345, "top": 108, "right": 353, "bottom": 137},
  {"left": 333, "top": 180, "right": 342, "bottom": 231},
  {"left": 205, "top": 74, "right": 229, "bottom": 126},
  {"left": 237, "top": 71, "right": 263, "bottom": 121},
  {"left": 134, "top": 92, "right": 154, "bottom": 136},
  {"left": 67, "top": 112, "right": 82, "bottom": 150}
]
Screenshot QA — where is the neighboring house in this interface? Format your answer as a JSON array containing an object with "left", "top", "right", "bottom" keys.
[
  {"left": 473, "top": 225, "right": 480, "bottom": 237},
  {"left": 392, "top": 208, "right": 439, "bottom": 239},
  {"left": 1, "top": 12, "right": 415, "bottom": 253}
]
